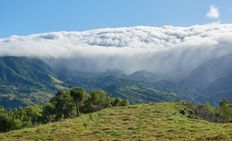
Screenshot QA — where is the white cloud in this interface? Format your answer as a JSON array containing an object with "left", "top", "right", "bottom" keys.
[
  {"left": 206, "top": 5, "right": 220, "bottom": 19},
  {"left": 1, "top": 24, "right": 232, "bottom": 80}
]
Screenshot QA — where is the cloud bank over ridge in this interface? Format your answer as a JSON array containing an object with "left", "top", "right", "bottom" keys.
[{"left": 1, "top": 24, "right": 232, "bottom": 80}]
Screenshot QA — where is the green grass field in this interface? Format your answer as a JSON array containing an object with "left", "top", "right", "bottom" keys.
[{"left": 1, "top": 102, "right": 232, "bottom": 141}]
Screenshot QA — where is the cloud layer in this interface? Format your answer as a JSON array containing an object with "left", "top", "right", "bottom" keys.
[{"left": 1, "top": 24, "right": 232, "bottom": 80}]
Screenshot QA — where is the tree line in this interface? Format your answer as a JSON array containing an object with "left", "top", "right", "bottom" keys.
[
  {"left": 0, "top": 88, "right": 129, "bottom": 132},
  {"left": 181, "top": 99, "right": 232, "bottom": 123}
]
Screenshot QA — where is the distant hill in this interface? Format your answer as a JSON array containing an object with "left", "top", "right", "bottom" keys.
[{"left": 1, "top": 102, "right": 232, "bottom": 141}]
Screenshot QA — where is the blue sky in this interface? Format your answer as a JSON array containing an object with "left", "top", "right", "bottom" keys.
[{"left": 1, "top": 0, "right": 232, "bottom": 38}]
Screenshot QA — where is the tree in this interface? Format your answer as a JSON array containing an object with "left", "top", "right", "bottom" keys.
[
  {"left": 12, "top": 107, "right": 26, "bottom": 121},
  {"left": 0, "top": 107, "right": 16, "bottom": 132},
  {"left": 220, "top": 99, "right": 230, "bottom": 108},
  {"left": 195, "top": 104, "right": 215, "bottom": 122},
  {"left": 0, "top": 88, "right": 130, "bottom": 132},
  {"left": 70, "top": 88, "right": 85, "bottom": 116},
  {"left": 218, "top": 99, "right": 232, "bottom": 122},
  {"left": 120, "top": 99, "right": 129, "bottom": 106},
  {"left": 111, "top": 98, "right": 129, "bottom": 106},
  {"left": 83, "top": 90, "right": 112, "bottom": 113},
  {"left": 42, "top": 102, "right": 56, "bottom": 123},
  {"left": 111, "top": 98, "right": 120, "bottom": 106},
  {"left": 11, "top": 107, "right": 30, "bottom": 128},
  {"left": 25, "top": 105, "right": 42, "bottom": 124},
  {"left": 0, "top": 112, "right": 14, "bottom": 132},
  {"left": 50, "top": 90, "right": 75, "bottom": 120}
]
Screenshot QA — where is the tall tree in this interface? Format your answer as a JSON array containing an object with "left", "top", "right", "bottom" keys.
[
  {"left": 50, "top": 90, "right": 75, "bottom": 120},
  {"left": 218, "top": 99, "right": 232, "bottom": 122},
  {"left": 220, "top": 99, "right": 230, "bottom": 108},
  {"left": 25, "top": 105, "right": 42, "bottom": 124},
  {"left": 70, "top": 88, "right": 85, "bottom": 116}
]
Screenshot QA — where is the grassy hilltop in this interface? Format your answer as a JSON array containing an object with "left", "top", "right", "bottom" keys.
[{"left": 1, "top": 102, "right": 232, "bottom": 141}]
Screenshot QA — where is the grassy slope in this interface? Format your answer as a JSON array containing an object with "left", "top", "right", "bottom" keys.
[{"left": 1, "top": 102, "right": 232, "bottom": 141}]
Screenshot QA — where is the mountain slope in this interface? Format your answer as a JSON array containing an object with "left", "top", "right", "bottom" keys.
[
  {"left": 58, "top": 70, "right": 196, "bottom": 103},
  {"left": 182, "top": 55, "right": 232, "bottom": 91},
  {"left": 0, "top": 56, "right": 196, "bottom": 107},
  {"left": 0, "top": 56, "right": 63, "bottom": 107},
  {"left": 0, "top": 56, "right": 54, "bottom": 88},
  {"left": 202, "top": 73, "right": 232, "bottom": 104},
  {"left": 182, "top": 54, "right": 232, "bottom": 104},
  {"left": 1, "top": 102, "right": 232, "bottom": 141}
]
